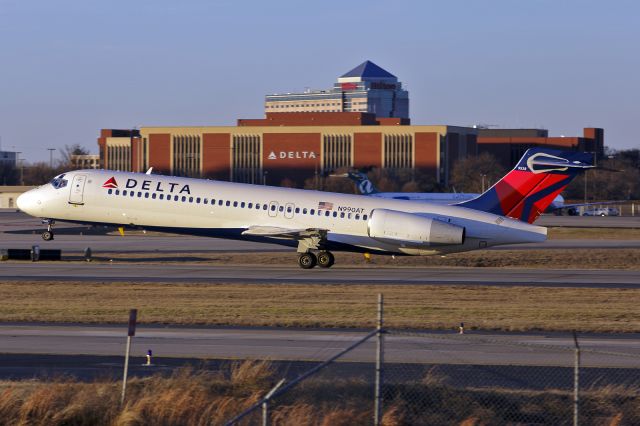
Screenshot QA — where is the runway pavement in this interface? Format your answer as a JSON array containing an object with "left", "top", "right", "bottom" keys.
[
  {"left": 1, "top": 262, "right": 639, "bottom": 287},
  {"left": 0, "top": 325, "right": 638, "bottom": 368}
]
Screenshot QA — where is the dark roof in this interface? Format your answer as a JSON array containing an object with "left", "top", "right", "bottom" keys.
[{"left": 340, "top": 61, "right": 396, "bottom": 79}]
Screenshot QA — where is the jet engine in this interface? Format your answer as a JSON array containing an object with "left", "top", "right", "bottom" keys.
[{"left": 367, "top": 209, "right": 465, "bottom": 246}]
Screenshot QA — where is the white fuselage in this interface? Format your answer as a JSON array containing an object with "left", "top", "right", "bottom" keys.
[{"left": 17, "top": 170, "right": 547, "bottom": 256}]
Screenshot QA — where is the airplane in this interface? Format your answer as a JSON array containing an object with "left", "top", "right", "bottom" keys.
[
  {"left": 17, "top": 148, "right": 593, "bottom": 269},
  {"left": 338, "top": 170, "right": 566, "bottom": 211}
]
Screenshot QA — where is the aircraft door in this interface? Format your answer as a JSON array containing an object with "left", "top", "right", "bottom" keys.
[
  {"left": 284, "top": 203, "right": 295, "bottom": 219},
  {"left": 69, "top": 174, "right": 87, "bottom": 205},
  {"left": 268, "top": 201, "right": 279, "bottom": 217}
]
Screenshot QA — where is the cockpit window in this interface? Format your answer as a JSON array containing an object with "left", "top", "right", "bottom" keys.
[{"left": 51, "top": 174, "right": 68, "bottom": 189}]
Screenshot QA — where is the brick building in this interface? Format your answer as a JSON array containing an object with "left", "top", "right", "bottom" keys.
[
  {"left": 98, "top": 113, "right": 477, "bottom": 187},
  {"left": 477, "top": 127, "right": 604, "bottom": 168}
]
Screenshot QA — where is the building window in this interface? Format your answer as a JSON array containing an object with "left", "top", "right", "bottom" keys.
[
  {"left": 384, "top": 134, "right": 413, "bottom": 169},
  {"left": 322, "top": 134, "right": 352, "bottom": 173},
  {"left": 172, "top": 134, "right": 201, "bottom": 177},
  {"left": 232, "top": 134, "right": 262, "bottom": 184}
]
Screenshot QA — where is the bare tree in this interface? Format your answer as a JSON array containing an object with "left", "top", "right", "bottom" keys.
[
  {"left": 449, "top": 153, "right": 506, "bottom": 193},
  {"left": 57, "top": 144, "right": 90, "bottom": 167}
]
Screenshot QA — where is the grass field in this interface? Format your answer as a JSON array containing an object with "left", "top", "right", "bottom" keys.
[
  {"left": 1, "top": 281, "right": 639, "bottom": 332},
  {"left": 0, "top": 362, "right": 636, "bottom": 425},
  {"left": 88, "top": 248, "right": 640, "bottom": 269}
]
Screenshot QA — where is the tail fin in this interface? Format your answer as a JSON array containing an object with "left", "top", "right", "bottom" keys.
[
  {"left": 347, "top": 171, "right": 379, "bottom": 195},
  {"left": 458, "top": 148, "right": 594, "bottom": 223}
]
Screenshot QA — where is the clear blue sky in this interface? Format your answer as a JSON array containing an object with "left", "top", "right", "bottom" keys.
[{"left": 1, "top": 0, "right": 638, "bottom": 163}]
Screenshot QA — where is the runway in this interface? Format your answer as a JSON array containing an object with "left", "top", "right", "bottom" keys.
[
  {"left": 1, "top": 262, "right": 639, "bottom": 287},
  {"left": 0, "top": 325, "right": 638, "bottom": 368}
]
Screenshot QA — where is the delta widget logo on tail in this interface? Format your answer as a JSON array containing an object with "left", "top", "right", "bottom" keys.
[{"left": 102, "top": 177, "right": 118, "bottom": 189}]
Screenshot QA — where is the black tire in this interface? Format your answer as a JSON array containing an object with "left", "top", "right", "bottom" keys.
[
  {"left": 317, "top": 251, "right": 335, "bottom": 268},
  {"left": 297, "top": 252, "right": 317, "bottom": 269},
  {"left": 42, "top": 231, "right": 54, "bottom": 241}
]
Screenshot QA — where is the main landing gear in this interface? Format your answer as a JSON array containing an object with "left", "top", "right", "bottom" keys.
[
  {"left": 297, "top": 251, "right": 335, "bottom": 269},
  {"left": 41, "top": 220, "right": 55, "bottom": 241}
]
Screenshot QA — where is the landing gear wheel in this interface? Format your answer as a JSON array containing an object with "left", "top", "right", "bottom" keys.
[
  {"left": 297, "top": 252, "right": 317, "bottom": 269},
  {"left": 42, "top": 230, "right": 54, "bottom": 241},
  {"left": 317, "top": 251, "right": 335, "bottom": 268}
]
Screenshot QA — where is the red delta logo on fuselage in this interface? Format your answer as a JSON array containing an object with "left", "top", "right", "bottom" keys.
[{"left": 102, "top": 177, "right": 118, "bottom": 189}]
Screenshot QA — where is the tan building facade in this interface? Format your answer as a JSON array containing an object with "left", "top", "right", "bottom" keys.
[{"left": 98, "top": 113, "right": 477, "bottom": 187}]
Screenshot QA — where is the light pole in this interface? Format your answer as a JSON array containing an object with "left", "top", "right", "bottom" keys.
[
  {"left": 47, "top": 148, "right": 56, "bottom": 169},
  {"left": 481, "top": 174, "right": 487, "bottom": 193},
  {"left": 16, "top": 152, "right": 23, "bottom": 185}
]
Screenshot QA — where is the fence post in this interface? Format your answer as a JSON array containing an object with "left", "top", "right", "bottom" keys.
[
  {"left": 374, "top": 294, "right": 384, "bottom": 426},
  {"left": 573, "top": 331, "right": 580, "bottom": 426},
  {"left": 262, "top": 378, "right": 285, "bottom": 426},
  {"left": 121, "top": 309, "right": 137, "bottom": 406}
]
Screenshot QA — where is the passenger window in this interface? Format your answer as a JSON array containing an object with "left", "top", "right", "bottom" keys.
[
  {"left": 241, "top": 202, "right": 245, "bottom": 208},
  {"left": 219, "top": 200, "right": 223, "bottom": 206},
  {"left": 180, "top": 196, "right": 186, "bottom": 202},
  {"left": 138, "top": 192, "right": 142, "bottom": 197},
  {"left": 189, "top": 197, "right": 194, "bottom": 203},
  {"left": 123, "top": 190, "right": 127, "bottom": 196},
  {"left": 108, "top": 189, "right": 113, "bottom": 195},
  {"left": 263, "top": 205, "right": 268, "bottom": 210},
  {"left": 152, "top": 193, "right": 156, "bottom": 199},
  {"left": 287, "top": 206, "right": 292, "bottom": 213},
  {"left": 233, "top": 201, "right": 238, "bottom": 207},
  {"left": 270, "top": 205, "right": 276, "bottom": 211},
  {"left": 333, "top": 212, "right": 337, "bottom": 217},
  {"left": 348, "top": 213, "right": 352, "bottom": 219},
  {"left": 115, "top": 190, "right": 120, "bottom": 195},
  {"left": 203, "top": 198, "right": 208, "bottom": 204},
  {"left": 279, "top": 206, "right": 284, "bottom": 212},
  {"left": 295, "top": 207, "right": 300, "bottom": 214},
  {"left": 159, "top": 194, "right": 164, "bottom": 200},
  {"left": 325, "top": 211, "right": 330, "bottom": 217},
  {"left": 303, "top": 208, "right": 308, "bottom": 214},
  {"left": 226, "top": 201, "right": 230, "bottom": 206},
  {"left": 174, "top": 195, "right": 179, "bottom": 201},
  {"left": 355, "top": 214, "right": 360, "bottom": 220},
  {"left": 130, "top": 192, "right": 135, "bottom": 197},
  {"left": 363, "top": 214, "right": 368, "bottom": 220},
  {"left": 145, "top": 193, "right": 149, "bottom": 198},
  {"left": 248, "top": 203, "right": 253, "bottom": 208},
  {"left": 196, "top": 197, "right": 201, "bottom": 203},
  {"left": 310, "top": 209, "right": 315, "bottom": 215},
  {"left": 340, "top": 212, "right": 345, "bottom": 218}
]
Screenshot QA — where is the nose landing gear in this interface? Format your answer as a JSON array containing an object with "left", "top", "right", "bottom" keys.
[{"left": 41, "top": 220, "right": 55, "bottom": 241}]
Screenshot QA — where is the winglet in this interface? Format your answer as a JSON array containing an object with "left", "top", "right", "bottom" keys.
[{"left": 145, "top": 167, "right": 153, "bottom": 175}]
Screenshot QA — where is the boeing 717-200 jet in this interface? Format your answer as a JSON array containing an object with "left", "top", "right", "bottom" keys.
[{"left": 17, "top": 148, "right": 593, "bottom": 268}]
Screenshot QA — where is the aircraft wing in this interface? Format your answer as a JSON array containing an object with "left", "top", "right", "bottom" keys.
[{"left": 242, "top": 226, "right": 327, "bottom": 240}]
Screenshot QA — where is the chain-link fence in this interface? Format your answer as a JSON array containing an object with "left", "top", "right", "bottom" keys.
[
  {"left": 224, "top": 296, "right": 640, "bottom": 425},
  {"left": 383, "top": 330, "right": 640, "bottom": 425}
]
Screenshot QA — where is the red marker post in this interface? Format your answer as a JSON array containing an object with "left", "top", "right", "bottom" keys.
[{"left": 121, "top": 309, "right": 137, "bottom": 405}]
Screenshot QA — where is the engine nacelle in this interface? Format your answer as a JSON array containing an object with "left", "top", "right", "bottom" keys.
[{"left": 367, "top": 209, "right": 465, "bottom": 246}]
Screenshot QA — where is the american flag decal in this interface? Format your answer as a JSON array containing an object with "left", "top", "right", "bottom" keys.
[{"left": 318, "top": 201, "right": 334, "bottom": 210}]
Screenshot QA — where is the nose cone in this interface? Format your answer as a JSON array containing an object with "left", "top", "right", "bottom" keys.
[{"left": 17, "top": 190, "right": 38, "bottom": 215}]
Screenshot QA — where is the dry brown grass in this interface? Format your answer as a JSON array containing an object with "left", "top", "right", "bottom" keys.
[
  {"left": 547, "top": 227, "right": 640, "bottom": 240},
  {"left": 0, "top": 362, "right": 637, "bottom": 425},
  {"left": 88, "top": 247, "right": 640, "bottom": 269},
  {"left": 0, "top": 281, "right": 640, "bottom": 332}
]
